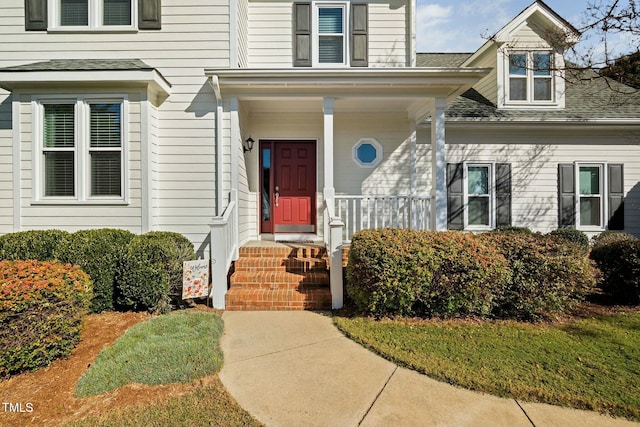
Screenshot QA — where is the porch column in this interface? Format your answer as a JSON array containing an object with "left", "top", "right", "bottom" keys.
[
  {"left": 229, "top": 96, "right": 240, "bottom": 258},
  {"left": 323, "top": 98, "right": 335, "bottom": 243},
  {"left": 431, "top": 97, "right": 447, "bottom": 231}
]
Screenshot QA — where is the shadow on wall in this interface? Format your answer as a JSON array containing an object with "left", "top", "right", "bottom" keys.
[
  {"left": 186, "top": 82, "right": 216, "bottom": 118},
  {"left": 625, "top": 181, "right": 640, "bottom": 237},
  {"left": 196, "top": 231, "right": 211, "bottom": 260},
  {"left": 0, "top": 95, "right": 12, "bottom": 130}
]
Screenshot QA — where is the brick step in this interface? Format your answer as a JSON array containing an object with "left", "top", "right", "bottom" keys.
[
  {"left": 230, "top": 271, "right": 329, "bottom": 289},
  {"left": 234, "top": 256, "right": 328, "bottom": 273},
  {"left": 225, "top": 287, "right": 332, "bottom": 311},
  {"left": 239, "top": 245, "right": 327, "bottom": 259}
]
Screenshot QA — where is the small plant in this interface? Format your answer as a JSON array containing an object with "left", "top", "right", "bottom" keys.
[
  {"left": 0, "top": 260, "right": 92, "bottom": 378},
  {"left": 548, "top": 228, "right": 590, "bottom": 255},
  {"left": 116, "top": 232, "right": 196, "bottom": 313},
  {"left": 0, "top": 229, "right": 71, "bottom": 261}
]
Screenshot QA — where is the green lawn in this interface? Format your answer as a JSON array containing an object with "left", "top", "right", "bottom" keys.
[
  {"left": 334, "top": 311, "right": 640, "bottom": 421},
  {"left": 76, "top": 310, "right": 225, "bottom": 397}
]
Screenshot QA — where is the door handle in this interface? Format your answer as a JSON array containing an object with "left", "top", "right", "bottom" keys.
[{"left": 275, "top": 185, "right": 279, "bottom": 207}]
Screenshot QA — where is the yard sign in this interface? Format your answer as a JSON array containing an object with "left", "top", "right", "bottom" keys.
[{"left": 182, "top": 259, "right": 210, "bottom": 299}]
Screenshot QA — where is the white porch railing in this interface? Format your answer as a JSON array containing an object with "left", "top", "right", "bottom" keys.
[
  {"left": 210, "top": 189, "right": 239, "bottom": 309},
  {"left": 335, "top": 195, "right": 433, "bottom": 242}
]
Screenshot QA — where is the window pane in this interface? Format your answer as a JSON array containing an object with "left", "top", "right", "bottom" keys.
[
  {"left": 509, "top": 78, "right": 527, "bottom": 101},
  {"left": 45, "top": 151, "right": 75, "bottom": 197},
  {"left": 534, "top": 78, "right": 552, "bottom": 100},
  {"left": 468, "top": 197, "right": 490, "bottom": 226},
  {"left": 356, "top": 143, "right": 377, "bottom": 164},
  {"left": 509, "top": 54, "right": 527, "bottom": 76},
  {"left": 579, "top": 166, "right": 600, "bottom": 195},
  {"left": 104, "top": 0, "right": 131, "bottom": 26},
  {"left": 318, "top": 7, "right": 343, "bottom": 33},
  {"left": 91, "top": 103, "right": 122, "bottom": 148},
  {"left": 91, "top": 151, "right": 122, "bottom": 196},
  {"left": 44, "top": 104, "right": 75, "bottom": 148},
  {"left": 262, "top": 148, "right": 270, "bottom": 222},
  {"left": 319, "top": 36, "right": 344, "bottom": 63},
  {"left": 580, "top": 196, "right": 601, "bottom": 226},
  {"left": 468, "top": 166, "right": 489, "bottom": 195},
  {"left": 533, "top": 53, "right": 551, "bottom": 76},
  {"left": 61, "top": 0, "right": 88, "bottom": 26}
]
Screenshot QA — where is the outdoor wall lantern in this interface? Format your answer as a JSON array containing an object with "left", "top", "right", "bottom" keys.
[{"left": 243, "top": 136, "right": 255, "bottom": 153}]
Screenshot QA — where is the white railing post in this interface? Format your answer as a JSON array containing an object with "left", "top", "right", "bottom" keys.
[
  {"left": 209, "top": 192, "right": 238, "bottom": 310},
  {"left": 329, "top": 217, "right": 344, "bottom": 309}
]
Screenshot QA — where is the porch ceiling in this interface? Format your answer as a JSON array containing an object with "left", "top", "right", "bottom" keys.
[{"left": 206, "top": 68, "right": 491, "bottom": 121}]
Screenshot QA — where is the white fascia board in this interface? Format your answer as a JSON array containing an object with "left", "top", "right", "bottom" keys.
[
  {"left": 429, "top": 118, "right": 640, "bottom": 129},
  {"left": 0, "top": 69, "right": 171, "bottom": 98},
  {"left": 205, "top": 68, "right": 491, "bottom": 98}
]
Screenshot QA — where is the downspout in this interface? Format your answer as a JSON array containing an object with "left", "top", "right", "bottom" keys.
[{"left": 209, "top": 75, "right": 224, "bottom": 216}]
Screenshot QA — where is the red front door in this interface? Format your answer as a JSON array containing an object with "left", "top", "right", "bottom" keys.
[{"left": 260, "top": 141, "right": 316, "bottom": 234}]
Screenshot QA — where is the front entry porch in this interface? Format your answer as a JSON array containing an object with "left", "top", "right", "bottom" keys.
[{"left": 206, "top": 68, "right": 490, "bottom": 310}]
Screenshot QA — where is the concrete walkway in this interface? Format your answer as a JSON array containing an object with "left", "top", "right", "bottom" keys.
[{"left": 219, "top": 311, "right": 640, "bottom": 427}]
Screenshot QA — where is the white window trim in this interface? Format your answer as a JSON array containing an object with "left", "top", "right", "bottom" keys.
[
  {"left": 352, "top": 137, "right": 382, "bottom": 168},
  {"left": 32, "top": 94, "right": 129, "bottom": 205},
  {"left": 575, "top": 162, "right": 608, "bottom": 232},
  {"left": 463, "top": 162, "right": 496, "bottom": 231},
  {"left": 312, "top": 1, "right": 349, "bottom": 67},
  {"left": 48, "top": 0, "right": 137, "bottom": 32},
  {"left": 499, "top": 49, "right": 565, "bottom": 109}
]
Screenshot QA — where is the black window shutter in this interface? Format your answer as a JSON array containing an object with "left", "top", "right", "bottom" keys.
[
  {"left": 447, "top": 163, "right": 464, "bottom": 230},
  {"left": 495, "top": 163, "right": 512, "bottom": 227},
  {"left": 350, "top": 3, "right": 368, "bottom": 67},
  {"left": 293, "top": 2, "right": 312, "bottom": 67},
  {"left": 139, "top": 0, "right": 161, "bottom": 30},
  {"left": 558, "top": 164, "right": 575, "bottom": 228},
  {"left": 25, "top": 0, "right": 47, "bottom": 31},
  {"left": 607, "top": 164, "right": 624, "bottom": 230}
]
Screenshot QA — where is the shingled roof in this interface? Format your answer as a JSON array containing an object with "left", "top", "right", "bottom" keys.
[
  {"left": 0, "top": 59, "right": 154, "bottom": 72},
  {"left": 417, "top": 53, "right": 640, "bottom": 121}
]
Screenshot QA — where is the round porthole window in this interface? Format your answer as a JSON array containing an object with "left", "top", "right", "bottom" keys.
[{"left": 353, "top": 138, "right": 382, "bottom": 168}]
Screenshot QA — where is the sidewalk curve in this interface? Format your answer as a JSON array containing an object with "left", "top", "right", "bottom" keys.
[{"left": 219, "top": 311, "right": 639, "bottom": 427}]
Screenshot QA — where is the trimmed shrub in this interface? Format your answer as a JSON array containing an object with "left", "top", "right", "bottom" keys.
[
  {"left": 494, "top": 226, "right": 534, "bottom": 235},
  {"left": 0, "top": 229, "right": 71, "bottom": 261},
  {"left": 347, "top": 229, "right": 511, "bottom": 318},
  {"left": 591, "top": 230, "right": 637, "bottom": 249},
  {"left": 548, "top": 228, "right": 590, "bottom": 255},
  {"left": 0, "top": 260, "right": 92, "bottom": 378},
  {"left": 479, "top": 232, "right": 596, "bottom": 320},
  {"left": 590, "top": 238, "right": 640, "bottom": 304},
  {"left": 116, "top": 232, "right": 196, "bottom": 313},
  {"left": 58, "top": 229, "right": 135, "bottom": 313}
]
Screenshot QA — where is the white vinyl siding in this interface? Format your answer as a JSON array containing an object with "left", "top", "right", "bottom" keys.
[
  {"left": 0, "top": 0, "right": 230, "bottom": 251},
  {"left": 442, "top": 127, "right": 640, "bottom": 237},
  {"left": 247, "top": 0, "right": 408, "bottom": 68}
]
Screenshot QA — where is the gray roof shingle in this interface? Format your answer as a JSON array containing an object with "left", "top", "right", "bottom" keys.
[
  {"left": 417, "top": 53, "right": 640, "bottom": 121},
  {"left": 0, "top": 59, "right": 153, "bottom": 72}
]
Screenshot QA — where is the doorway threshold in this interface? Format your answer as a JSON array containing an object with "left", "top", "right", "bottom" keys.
[{"left": 260, "top": 233, "right": 323, "bottom": 244}]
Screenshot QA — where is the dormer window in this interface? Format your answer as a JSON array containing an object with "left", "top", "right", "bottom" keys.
[{"left": 508, "top": 51, "right": 553, "bottom": 103}]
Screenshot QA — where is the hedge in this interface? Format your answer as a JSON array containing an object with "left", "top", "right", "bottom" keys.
[
  {"left": 590, "top": 237, "right": 640, "bottom": 304},
  {"left": 346, "top": 229, "right": 511, "bottom": 318},
  {"left": 0, "top": 260, "right": 92, "bottom": 378},
  {"left": 548, "top": 228, "right": 590, "bottom": 255},
  {"left": 479, "top": 231, "right": 596, "bottom": 320},
  {"left": 0, "top": 229, "right": 71, "bottom": 261},
  {"left": 58, "top": 229, "right": 135, "bottom": 313},
  {"left": 116, "top": 232, "right": 196, "bottom": 313}
]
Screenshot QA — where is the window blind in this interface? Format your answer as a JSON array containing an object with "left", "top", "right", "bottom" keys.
[
  {"left": 318, "top": 7, "right": 342, "bottom": 33},
  {"left": 60, "top": 0, "right": 89, "bottom": 26},
  {"left": 44, "top": 104, "right": 75, "bottom": 148},
  {"left": 104, "top": 0, "right": 132, "bottom": 26},
  {"left": 45, "top": 152, "right": 75, "bottom": 197},
  {"left": 90, "top": 103, "right": 122, "bottom": 196}
]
